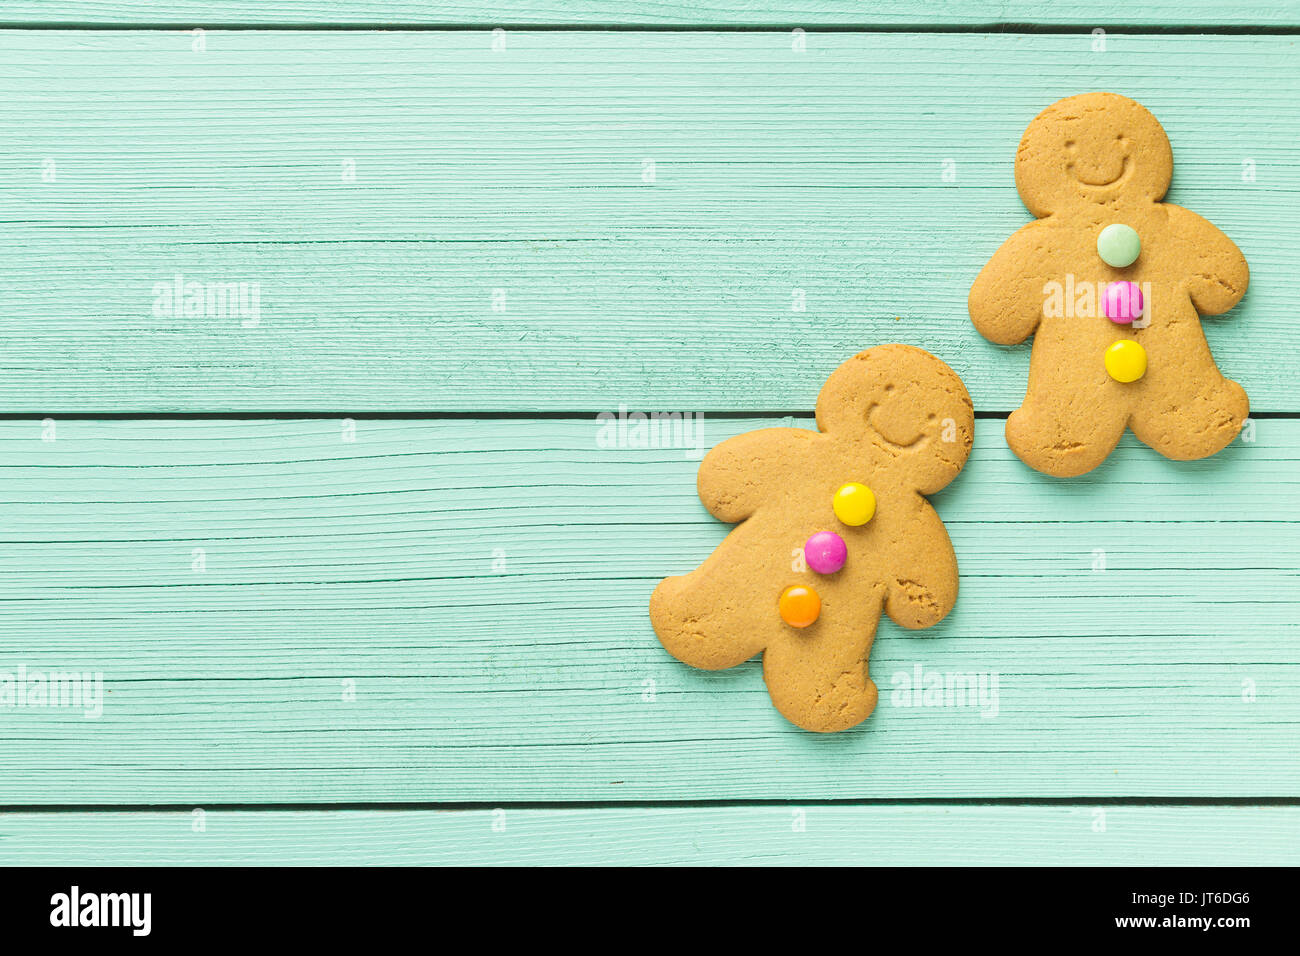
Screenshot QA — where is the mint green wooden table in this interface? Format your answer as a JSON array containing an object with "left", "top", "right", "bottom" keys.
[{"left": 0, "top": 3, "right": 1296, "bottom": 865}]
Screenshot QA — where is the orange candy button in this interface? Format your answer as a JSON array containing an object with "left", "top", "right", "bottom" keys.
[{"left": 779, "top": 585, "right": 821, "bottom": 628}]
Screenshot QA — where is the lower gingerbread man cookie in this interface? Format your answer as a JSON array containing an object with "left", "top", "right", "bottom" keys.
[
  {"left": 649, "top": 345, "right": 973, "bottom": 733},
  {"left": 970, "top": 92, "right": 1250, "bottom": 477}
]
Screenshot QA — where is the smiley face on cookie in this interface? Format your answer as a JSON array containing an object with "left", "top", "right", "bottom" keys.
[
  {"left": 1014, "top": 93, "right": 1173, "bottom": 216},
  {"left": 650, "top": 345, "right": 973, "bottom": 733},
  {"left": 971, "top": 92, "right": 1249, "bottom": 477}
]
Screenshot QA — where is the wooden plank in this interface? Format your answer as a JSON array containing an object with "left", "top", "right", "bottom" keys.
[
  {"left": 1, "top": 31, "right": 1296, "bottom": 412},
  {"left": 3, "top": 2, "right": 1298, "bottom": 27},
  {"left": 0, "top": 805, "right": 1295, "bottom": 865},
  {"left": 0, "top": 417, "right": 1294, "bottom": 804}
]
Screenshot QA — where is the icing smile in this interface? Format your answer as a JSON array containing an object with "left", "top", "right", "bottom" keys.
[{"left": 1072, "top": 155, "right": 1131, "bottom": 187}]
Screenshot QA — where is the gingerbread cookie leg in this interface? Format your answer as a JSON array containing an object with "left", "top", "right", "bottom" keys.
[
  {"left": 650, "top": 571, "right": 770, "bottom": 672},
  {"left": 1005, "top": 384, "right": 1129, "bottom": 477},
  {"left": 1129, "top": 375, "right": 1249, "bottom": 461},
  {"left": 761, "top": 597, "right": 882, "bottom": 734}
]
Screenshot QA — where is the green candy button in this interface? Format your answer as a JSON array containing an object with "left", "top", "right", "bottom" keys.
[{"left": 1097, "top": 223, "right": 1141, "bottom": 268}]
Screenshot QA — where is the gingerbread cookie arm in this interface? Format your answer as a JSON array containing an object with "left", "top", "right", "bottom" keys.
[
  {"left": 1164, "top": 203, "right": 1250, "bottom": 316},
  {"left": 696, "top": 427, "right": 820, "bottom": 522},
  {"left": 882, "top": 498, "right": 959, "bottom": 630},
  {"left": 969, "top": 223, "right": 1049, "bottom": 345}
]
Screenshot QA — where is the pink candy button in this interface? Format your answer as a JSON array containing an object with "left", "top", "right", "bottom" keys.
[
  {"left": 1103, "top": 281, "right": 1144, "bottom": 324},
  {"left": 804, "top": 531, "right": 847, "bottom": 575}
]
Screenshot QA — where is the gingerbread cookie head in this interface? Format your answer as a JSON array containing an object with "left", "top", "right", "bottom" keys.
[
  {"left": 1014, "top": 92, "right": 1172, "bottom": 216},
  {"left": 651, "top": 345, "right": 972, "bottom": 733},
  {"left": 815, "top": 345, "right": 972, "bottom": 493}
]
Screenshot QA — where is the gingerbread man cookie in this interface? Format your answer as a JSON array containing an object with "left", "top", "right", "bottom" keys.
[
  {"left": 970, "top": 92, "right": 1249, "bottom": 477},
  {"left": 649, "top": 345, "right": 973, "bottom": 733}
]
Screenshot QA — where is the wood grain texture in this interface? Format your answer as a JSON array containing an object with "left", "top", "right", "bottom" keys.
[
  {"left": 2, "top": 31, "right": 1295, "bottom": 412},
  {"left": 0, "top": 806, "right": 1295, "bottom": 865},
  {"left": 5, "top": 1, "right": 1298, "bottom": 27},
  {"left": 1, "top": 16, "right": 1296, "bottom": 858},
  {"left": 0, "top": 417, "right": 1294, "bottom": 804}
]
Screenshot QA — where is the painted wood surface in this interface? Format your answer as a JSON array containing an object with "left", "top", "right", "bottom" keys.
[
  {"left": 2, "top": 31, "right": 1295, "bottom": 412},
  {"left": 0, "top": 417, "right": 1293, "bottom": 804},
  {"left": 1, "top": 806, "right": 1295, "bottom": 865},
  {"left": 7, "top": 2, "right": 1300, "bottom": 27},
  {"left": 1, "top": 8, "right": 1296, "bottom": 865}
]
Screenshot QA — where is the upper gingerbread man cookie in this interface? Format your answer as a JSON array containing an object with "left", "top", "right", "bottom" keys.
[
  {"left": 969, "top": 92, "right": 1249, "bottom": 477},
  {"left": 650, "top": 345, "right": 972, "bottom": 733}
]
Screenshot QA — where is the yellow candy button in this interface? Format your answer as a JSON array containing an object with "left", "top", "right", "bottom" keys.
[
  {"left": 1104, "top": 340, "right": 1147, "bottom": 383},
  {"left": 832, "top": 482, "right": 876, "bottom": 526}
]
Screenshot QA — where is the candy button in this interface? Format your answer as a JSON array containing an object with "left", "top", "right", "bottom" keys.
[
  {"left": 832, "top": 482, "right": 876, "bottom": 526},
  {"left": 779, "top": 585, "right": 821, "bottom": 629},
  {"left": 1104, "top": 340, "right": 1147, "bottom": 383},
  {"left": 1103, "top": 281, "right": 1144, "bottom": 324},
  {"left": 804, "top": 531, "right": 847, "bottom": 575},
  {"left": 1097, "top": 224, "right": 1141, "bottom": 268}
]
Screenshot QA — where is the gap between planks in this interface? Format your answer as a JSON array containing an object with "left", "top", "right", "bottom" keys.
[
  {"left": 3, "top": 796, "right": 1299, "bottom": 812},
  {"left": 5, "top": 24, "right": 1300, "bottom": 34},
  {"left": 2, "top": 412, "right": 1298, "bottom": 420}
]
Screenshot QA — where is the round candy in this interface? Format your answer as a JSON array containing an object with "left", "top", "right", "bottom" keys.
[
  {"left": 1097, "top": 223, "right": 1141, "bottom": 268},
  {"left": 832, "top": 482, "right": 876, "bottom": 526},
  {"left": 1103, "top": 281, "right": 1144, "bottom": 324},
  {"left": 804, "top": 531, "right": 847, "bottom": 575},
  {"left": 779, "top": 585, "right": 821, "bottom": 628},
  {"left": 1104, "top": 339, "right": 1147, "bottom": 383}
]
